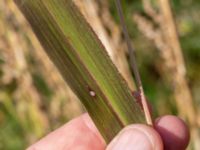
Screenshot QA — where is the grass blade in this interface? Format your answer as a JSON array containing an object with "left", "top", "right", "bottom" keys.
[{"left": 14, "top": 0, "right": 145, "bottom": 142}]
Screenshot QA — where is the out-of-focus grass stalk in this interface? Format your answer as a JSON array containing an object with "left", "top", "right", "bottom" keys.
[
  {"left": 158, "top": 0, "right": 196, "bottom": 125},
  {"left": 14, "top": 0, "right": 145, "bottom": 142},
  {"left": 158, "top": 0, "right": 199, "bottom": 148}
]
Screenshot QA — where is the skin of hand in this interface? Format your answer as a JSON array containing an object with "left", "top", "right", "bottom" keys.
[{"left": 27, "top": 113, "right": 189, "bottom": 150}]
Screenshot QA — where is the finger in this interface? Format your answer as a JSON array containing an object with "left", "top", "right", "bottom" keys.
[
  {"left": 27, "top": 113, "right": 106, "bottom": 150},
  {"left": 106, "top": 124, "right": 163, "bottom": 150},
  {"left": 154, "top": 115, "right": 190, "bottom": 150}
]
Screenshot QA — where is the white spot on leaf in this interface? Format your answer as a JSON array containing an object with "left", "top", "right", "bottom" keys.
[{"left": 89, "top": 91, "right": 96, "bottom": 97}]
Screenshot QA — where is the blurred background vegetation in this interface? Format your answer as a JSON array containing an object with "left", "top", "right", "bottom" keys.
[{"left": 0, "top": 0, "right": 200, "bottom": 149}]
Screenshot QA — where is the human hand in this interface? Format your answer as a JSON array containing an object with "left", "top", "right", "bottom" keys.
[{"left": 27, "top": 113, "right": 189, "bottom": 150}]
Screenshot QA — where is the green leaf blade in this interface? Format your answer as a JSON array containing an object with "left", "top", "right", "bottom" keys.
[{"left": 14, "top": 0, "right": 145, "bottom": 142}]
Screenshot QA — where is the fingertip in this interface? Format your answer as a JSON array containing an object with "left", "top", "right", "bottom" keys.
[
  {"left": 155, "top": 115, "right": 190, "bottom": 150},
  {"left": 28, "top": 113, "right": 105, "bottom": 150},
  {"left": 107, "top": 124, "right": 163, "bottom": 150},
  {"left": 81, "top": 113, "right": 106, "bottom": 145}
]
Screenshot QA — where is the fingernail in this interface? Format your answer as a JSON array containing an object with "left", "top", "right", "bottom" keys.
[{"left": 107, "top": 127, "right": 154, "bottom": 150}]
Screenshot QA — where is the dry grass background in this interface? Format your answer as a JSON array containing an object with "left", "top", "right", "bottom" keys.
[{"left": 0, "top": 0, "right": 200, "bottom": 149}]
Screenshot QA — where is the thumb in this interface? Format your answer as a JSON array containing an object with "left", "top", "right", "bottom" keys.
[{"left": 106, "top": 124, "right": 163, "bottom": 150}]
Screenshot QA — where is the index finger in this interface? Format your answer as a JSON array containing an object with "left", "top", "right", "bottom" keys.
[{"left": 27, "top": 113, "right": 106, "bottom": 150}]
